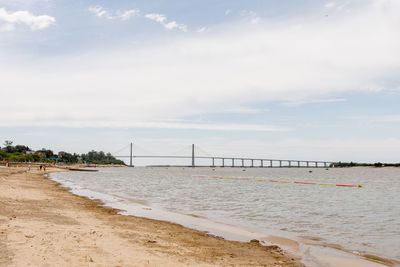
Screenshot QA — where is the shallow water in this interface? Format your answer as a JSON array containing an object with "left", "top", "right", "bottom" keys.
[{"left": 50, "top": 167, "right": 400, "bottom": 262}]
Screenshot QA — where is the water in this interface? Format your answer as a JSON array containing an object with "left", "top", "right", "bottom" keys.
[{"left": 49, "top": 167, "right": 400, "bottom": 263}]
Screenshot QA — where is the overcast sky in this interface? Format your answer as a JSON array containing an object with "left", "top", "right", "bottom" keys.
[{"left": 1, "top": 0, "right": 400, "bottom": 164}]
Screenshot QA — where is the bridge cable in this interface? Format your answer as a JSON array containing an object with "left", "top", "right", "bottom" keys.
[{"left": 112, "top": 144, "right": 131, "bottom": 156}]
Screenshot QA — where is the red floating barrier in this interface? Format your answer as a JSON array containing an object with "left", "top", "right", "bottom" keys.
[
  {"left": 294, "top": 182, "right": 316, "bottom": 185},
  {"left": 188, "top": 174, "right": 362, "bottom": 188}
]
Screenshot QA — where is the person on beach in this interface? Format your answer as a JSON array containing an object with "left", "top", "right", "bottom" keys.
[
  {"left": 43, "top": 166, "right": 46, "bottom": 171},
  {"left": 39, "top": 165, "right": 42, "bottom": 170},
  {"left": 28, "top": 164, "right": 31, "bottom": 171}
]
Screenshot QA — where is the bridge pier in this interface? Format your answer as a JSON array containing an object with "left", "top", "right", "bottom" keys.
[
  {"left": 232, "top": 158, "right": 234, "bottom": 167},
  {"left": 270, "top": 160, "right": 273, "bottom": 168},
  {"left": 261, "top": 160, "right": 264, "bottom": 168},
  {"left": 222, "top": 158, "right": 225, "bottom": 167},
  {"left": 212, "top": 157, "right": 215, "bottom": 167},
  {"left": 251, "top": 159, "right": 254, "bottom": 168}
]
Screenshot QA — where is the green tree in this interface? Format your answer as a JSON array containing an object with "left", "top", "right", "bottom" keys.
[
  {"left": 14, "top": 145, "right": 31, "bottom": 154},
  {"left": 35, "top": 149, "right": 55, "bottom": 158},
  {"left": 3, "top": 140, "right": 13, "bottom": 147},
  {"left": 58, "top": 151, "right": 79, "bottom": 163}
]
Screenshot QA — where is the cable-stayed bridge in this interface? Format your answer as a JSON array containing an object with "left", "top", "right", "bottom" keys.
[{"left": 112, "top": 143, "right": 333, "bottom": 168}]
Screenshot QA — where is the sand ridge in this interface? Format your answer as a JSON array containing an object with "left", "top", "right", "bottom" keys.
[{"left": 0, "top": 167, "right": 303, "bottom": 266}]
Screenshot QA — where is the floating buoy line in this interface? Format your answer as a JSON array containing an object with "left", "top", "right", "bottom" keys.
[{"left": 158, "top": 171, "right": 362, "bottom": 188}]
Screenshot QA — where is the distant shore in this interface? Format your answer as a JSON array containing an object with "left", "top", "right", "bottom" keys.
[{"left": 0, "top": 166, "right": 302, "bottom": 266}]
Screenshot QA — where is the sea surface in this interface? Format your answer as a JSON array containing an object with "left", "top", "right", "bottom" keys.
[{"left": 49, "top": 167, "right": 400, "bottom": 264}]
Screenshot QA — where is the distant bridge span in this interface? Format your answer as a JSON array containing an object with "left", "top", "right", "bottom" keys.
[{"left": 113, "top": 143, "right": 334, "bottom": 168}]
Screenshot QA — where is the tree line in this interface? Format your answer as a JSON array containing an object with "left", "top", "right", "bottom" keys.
[
  {"left": 330, "top": 162, "right": 400, "bottom": 167},
  {"left": 0, "top": 140, "right": 125, "bottom": 165}
]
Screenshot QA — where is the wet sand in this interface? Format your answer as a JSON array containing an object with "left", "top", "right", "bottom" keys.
[{"left": 0, "top": 166, "right": 303, "bottom": 266}]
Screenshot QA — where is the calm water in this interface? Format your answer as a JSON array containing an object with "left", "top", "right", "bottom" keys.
[{"left": 50, "top": 167, "right": 400, "bottom": 262}]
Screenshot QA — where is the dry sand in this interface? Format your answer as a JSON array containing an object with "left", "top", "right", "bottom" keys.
[{"left": 0, "top": 167, "right": 303, "bottom": 266}]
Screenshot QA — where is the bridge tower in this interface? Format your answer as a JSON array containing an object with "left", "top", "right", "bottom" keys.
[
  {"left": 130, "top": 142, "right": 133, "bottom": 167},
  {"left": 192, "top": 144, "right": 195, "bottom": 168}
]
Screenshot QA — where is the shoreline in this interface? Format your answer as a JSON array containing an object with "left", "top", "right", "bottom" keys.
[
  {"left": 48, "top": 167, "right": 398, "bottom": 267},
  {"left": 0, "top": 166, "right": 303, "bottom": 266},
  {"left": 1, "top": 166, "right": 397, "bottom": 266}
]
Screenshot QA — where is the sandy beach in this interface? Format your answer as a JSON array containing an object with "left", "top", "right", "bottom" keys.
[{"left": 0, "top": 166, "right": 303, "bottom": 266}]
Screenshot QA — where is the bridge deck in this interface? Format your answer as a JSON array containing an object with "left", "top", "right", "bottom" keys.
[{"left": 115, "top": 155, "right": 332, "bottom": 168}]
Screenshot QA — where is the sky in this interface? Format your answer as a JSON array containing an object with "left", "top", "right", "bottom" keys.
[{"left": 1, "top": 0, "right": 400, "bottom": 164}]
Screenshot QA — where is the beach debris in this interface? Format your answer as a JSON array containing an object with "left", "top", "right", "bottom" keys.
[
  {"left": 86, "top": 255, "right": 94, "bottom": 262},
  {"left": 25, "top": 235, "right": 35, "bottom": 238}
]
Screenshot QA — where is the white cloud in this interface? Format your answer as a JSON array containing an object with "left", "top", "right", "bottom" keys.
[
  {"left": 120, "top": 122, "right": 289, "bottom": 132},
  {"left": 325, "top": 2, "right": 337, "bottom": 9},
  {"left": 0, "top": 114, "right": 288, "bottom": 131},
  {"left": 240, "top": 10, "right": 261, "bottom": 24},
  {"left": 88, "top": 6, "right": 112, "bottom": 19},
  {"left": 1, "top": 0, "right": 400, "bottom": 129},
  {"left": 0, "top": 7, "right": 55, "bottom": 30},
  {"left": 145, "top": 13, "right": 166, "bottom": 23},
  {"left": 196, "top": 26, "right": 207, "bottom": 33},
  {"left": 350, "top": 114, "right": 400, "bottom": 124},
  {"left": 89, "top": 6, "right": 139, "bottom": 20},
  {"left": 325, "top": 2, "right": 351, "bottom": 12},
  {"left": 145, "top": 13, "right": 187, "bottom": 32},
  {"left": 88, "top": 7, "right": 186, "bottom": 31},
  {"left": 282, "top": 98, "right": 347, "bottom": 107},
  {"left": 225, "top": 9, "right": 232, "bottom": 15},
  {"left": 117, "top": 9, "right": 140, "bottom": 21},
  {"left": 164, "top": 21, "right": 187, "bottom": 32},
  {"left": 220, "top": 107, "right": 269, "bottom": 114}
]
